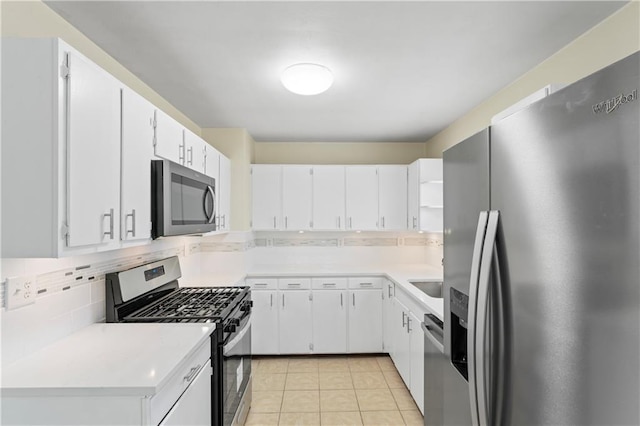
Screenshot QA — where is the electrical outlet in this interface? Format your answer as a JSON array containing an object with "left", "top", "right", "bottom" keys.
[{"left": 5, "top": 275, "right": 37, "bottom": 310}]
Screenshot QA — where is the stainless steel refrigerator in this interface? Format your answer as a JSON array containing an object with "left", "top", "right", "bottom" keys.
[{"left": 442, "top": 51, "right": 639, "bottom": 426}]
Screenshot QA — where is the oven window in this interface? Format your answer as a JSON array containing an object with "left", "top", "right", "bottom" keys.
[{"left": 171, "top": 174, "right": 213, "bottom": 225}]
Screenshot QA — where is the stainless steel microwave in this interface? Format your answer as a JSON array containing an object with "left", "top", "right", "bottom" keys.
[{"left": 151, "top": 159, "right": 216, "bottom": 239}]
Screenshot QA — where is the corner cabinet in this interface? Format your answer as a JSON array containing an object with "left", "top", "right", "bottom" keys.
[
  {"left": 2, "top": 38, "right": 122, "bottom": 257},
  {"left": 408, "top": 159, "right": 443, "bottom": 232}
]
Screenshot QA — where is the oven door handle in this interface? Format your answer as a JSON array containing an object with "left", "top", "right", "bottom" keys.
[
  {"left": 223, "top": 317, "right": 251, "bottom": 354},
  {"left": 204, "top": 185, "right": 216, "bottom": 224}
]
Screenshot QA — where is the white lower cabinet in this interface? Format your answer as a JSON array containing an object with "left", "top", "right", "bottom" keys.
[
  {"left": 279, "top": 290, "right": 313, "bottom": 354},
  {"left": 382, "top": 279, "right": 395, "bottom": 353},
  {"left": 347, "top": 277, "right": 383, "bottom": 353},
  {"left": 391, "top": 298, "right": 411, "bottom": 385},
  {"left": 408, "top": 311, "right": 425, "bottom": 414},
  {"left": 312, "top": 290, "right": 348, "bottom": 353},
  {"left": 159, "top": 359, "right": 212, "bottom": 426},
  {"left": 251, "top": 289, "right": 279, "bottom": 355}
]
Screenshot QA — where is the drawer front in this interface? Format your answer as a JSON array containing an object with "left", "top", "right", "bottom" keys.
[
  {"left": 150, "top": 339, "right": 211, "bottom": 425},
  {"left": 311, "top": 277, "right": 348, "bottom": 290},
  {"left": 348, "top": 277, "right": 383, "bottom": 289},
  {"left": 246, "top": 277, "right": 278, "bottom": 290},
  {"left": 278, "top": 277, "right": 311, "bottom": 290}
]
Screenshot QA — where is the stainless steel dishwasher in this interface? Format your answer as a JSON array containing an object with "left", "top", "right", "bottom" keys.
[{"left": 422, "top": 313, "right": 445, "bottom": 426}]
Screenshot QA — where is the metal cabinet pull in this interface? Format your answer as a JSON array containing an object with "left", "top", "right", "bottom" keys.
[
  {"left": 402, "top": 311, "right": 407, "bottom": 327},
  {"left": 337, "top": 216, "right": 341, "bottom": 229},
  {"left": 187, "top": 146, "right": 193, "bottom": 165},
  {"left": 285, "top": 216, "right": 288, "bottom": 229},
  {"left": 381, "top": 216, "right": 385, "bottom": 228},
  {"left": 179, "top": 141, "right": 185, "bottom": 163},
  {"left": 352, "top": 293, "right": 355, "bottom": 307},
  {"left": 126, "top": 209, "right": 136, "bottom": 237},
  {"left": 360, "top": 282, "right": 373, "bottom": 287},
  {"left": 407, "top": 317, "right": 412, "bottom": 333},
  {"left": 413, "top": 216, "right": 417, "bottom": 229},
  {"left": 388, "top": 284, "right": 393, "bottom": 298},
  {"left": 349, "top": 217, "right": 352, "bottom": 228},
  {"left": 104, "top": 208, "right": 114, "bottom": 240},
  {"left": 340, "top": 293, "right": 343, "bottom": 307},
  {"left": 270, "top": 294, "right": 273, "bottom": 307},
  {"left": 282, "top": 294, "right": 285, "bottom": 308},
  {"left": 222, "top": 214, "right": 226, "bottom": 228},
  {"left": 183, "top": 365, "right": 201, "bottom": 383},
  {"left": 273, "top": 216, "right": 277, "bottom": 229}
]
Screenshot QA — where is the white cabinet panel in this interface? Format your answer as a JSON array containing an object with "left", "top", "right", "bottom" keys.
[
  {"left": 184, "top": 129, "right": 206, "bottom": 173},
  {"left": 312, "top": 290, "right": 348, "bottom": 353},
  {"left": 66, "top": 51, "right": 121, "bottom": 249},
  {"left": 279, "top": 290, "right": 312, "bottom": 354},
  {"left": 205, "top": 145, "right": 220, "bottom": 180},
  {"left": 282, "top": 166, "right": 312, "bottom": 230},
  {"left": 409, "top": 311, "right": 425, "bottom": 414},
  {"left": 382, "top": 280, "right": 395, "bottom": 354},
  {"left": 408, "top": 159, "right": 443, "bottom": 232},
  {"left": 121, "top": 88, "right": 154, "bottom": 242},
  {"left": 158, "top": 359, "right": 212, "bottom": 426},
  {"left": 348, "top": 289, "right": 383, "bottom": 353},
  {"left": 218, "top": 154, "right": 231, "bottom": 231},
  {"left": 252, "top": 290, "right": 279, "bottom": 354},
  {"left": 391, "top": 298, "right": 411, "bottom": 387},
  {"left": 312, "top": 166, "right": 345, "bottom": 230},
  {"left": 408, "top": 161, "right": 419, "bottom": 231},
  {"left": 154, "top": 109, "right": 184, "bottom": 164},
  {"left": 345, "top": 166, "right": 378, "bottom": 230},
  {"left": 378, "top": 166, "right": 408, "bottom": 230},
  {"left": 251, "top": 165, "right": 282, "bottom": 230}
]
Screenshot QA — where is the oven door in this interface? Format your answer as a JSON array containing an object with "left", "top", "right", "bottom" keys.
[{"left": 222, "top": 310, "right": 252, "bottom": 426}]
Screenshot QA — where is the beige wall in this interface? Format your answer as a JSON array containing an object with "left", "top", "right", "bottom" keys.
[
  {"left": 254, "top": 142, "right": 426, "bottom": 165},
  {"left": 201, "top": 129, "right": 255, "bottom": 231},
  {"left": 425, "top": 2, "right": 640, "bottom": 157},
  {"left": 0, "top": 0, "right": 201, "bottom": 135}
]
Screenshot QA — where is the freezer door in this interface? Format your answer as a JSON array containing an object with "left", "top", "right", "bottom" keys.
[{"left": 491, "top": 52, "right": 639, "bottom": 425}]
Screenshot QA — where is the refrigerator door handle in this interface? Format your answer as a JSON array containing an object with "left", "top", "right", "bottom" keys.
[{"left": 468, "top": 211, "right": 489, "bottom": 426}]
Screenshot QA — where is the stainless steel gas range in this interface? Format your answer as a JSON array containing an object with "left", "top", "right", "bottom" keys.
[{"left": 105, "top": 256, "right": 252, "bottom": 426}]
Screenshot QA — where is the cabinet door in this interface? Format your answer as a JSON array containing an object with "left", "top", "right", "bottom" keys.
[
  {"left": 378, "top": 166, "right": 408, "bottom": 230},
  {"left": 345, "top": 166, "right": 378, "bottom": 230},
  {"left": 66, "top": 51, "right": 121, "bottom": 249},
  {"left": 282, "top": 166, "right": 312, "bottom": 230},
  {"left": 251, "top": 290, "right": 279, "bottom": 354},
  {"left": 251, "top": 165, "right": 282, "bottom": 230},
  {"left": 348, "top": 289, "right": 383, "bottom": 353},
  {"left": 279, "top": 291, "right": 312, "bottom": 354},
  {"left": 409, "top": 311, "right": 425, "bottom": 414},
  {"left": 159, "top": 359, "right": 212, "bottom": 426},
  {"left": 121, "top": 88, "right": 154, "bottom": 242},
  {"left": 205, "top": 145, "right": 220, "bottom": 180},
  {"left": 382, "top": 280, "right": 395, "bottom": 354},
  {"left": 407, "top": 160, "right": 419, "bottom": 231},
  {"left": 391, "top": 298, "right": 411, "bottom": 387},
  {"left": 218, "top": 155, "right": 231, "bottom": 231},
  {"left": 154, "top": 109, "right": 184, "bottom": 164},
  {"left": 312, "top": 166, "right": 345, "bottom": 230},
  {"left": 312, "top": 290, "right": 347, "bottom": 353},
  {"left": 184, "top": 129, "right": 206, "bottom": 173}
]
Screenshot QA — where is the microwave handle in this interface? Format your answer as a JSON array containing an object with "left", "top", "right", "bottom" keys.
[{"left": 204, "top": 185, "right": 216, "bottom": 224}]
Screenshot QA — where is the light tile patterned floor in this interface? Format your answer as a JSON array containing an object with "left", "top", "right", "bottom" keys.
[{"left": 246, "top": 355, "right": 424, "bottom": 426}]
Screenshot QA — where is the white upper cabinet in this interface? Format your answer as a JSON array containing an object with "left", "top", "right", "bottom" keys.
[
  {"left": 121, "top": 87, "right": 154, "bottom": 243},
  {"left": 345, "top": 166, "right": 379, "bottom": 230},
  {"left": 282, "top": 166, "right": 312, "bottom": 230},
  {"left": 408, "top": 159, "right": 443, "bottom": 232},
  {"left": 183, "top": 129, "right": 207, "bottom": 173},
  {"left": 312, "top": 166, "right": 346, "bottom": 230},
  {"left": 66, "top": 51, "right": 122, "bottom": 249},
  {"left": 153, "top": 108, "right": 184, "bottom": 165},
  {"left": 378, "top": 165, "right": 408, "bottom": 230},
  {"left": 205, "top": 145, "right": 220, "bottom": 180},
  {"left": 251, "top": 165, "right": 282, "bottom": 230},
  {"left": 407, "top": 161, "right": 420, "bottom": 231},
  {"left": 218, "top": 154, "right": 231, "bottom": 231}
]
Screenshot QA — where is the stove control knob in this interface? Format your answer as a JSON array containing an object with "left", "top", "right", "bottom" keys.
[
  {"left": 224, "top": 323, "right": 237, "bottom": 333},
  {"left": 241, "top": 301, "right": 253, "bottom": 311},
  {"left": 231, "top": 318, "right": 240, "bottom": 326}
]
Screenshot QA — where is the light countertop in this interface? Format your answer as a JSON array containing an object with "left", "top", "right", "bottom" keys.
[{"left": 1, "top": 323, "right": 214, "bottom": 397}]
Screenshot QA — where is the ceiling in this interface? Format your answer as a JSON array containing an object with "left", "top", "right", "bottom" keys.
[{"left": 45, "top": 1, "right": 627, "bottom": 143}]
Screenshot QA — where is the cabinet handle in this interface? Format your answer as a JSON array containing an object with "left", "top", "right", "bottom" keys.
[
  {"left": 282, "top": 293, "right": 285, "bottom": 308},
  {"left": 338, "top": 216, "right": 341, "bottom": 229},
  {"left": 223, "top": 214, "right": 226, "bottom": 228},
  {"left": 341, "top": 293, "right": 343, "bottom": 307},
  {"left": 402, "top": 311, "right": 407, "bottom": 327},
  {"left": 254, "top": 283, "right": 268, "bottom": 287},
  {"left": 179, "top": 141, "right": 185, "bottom": 163},
  {"left": 407, "top": 316, "right": 413, "bottom": 333},
  {"left": 187, "top": 146, "right": 193, "bottom": 165},
  {"left": 323, "top": 283, "right": 336, "bottom": 287},
  {"left": 104, "top": 208, "right": 114, "bottom": 240},
  {"left": 287, "top": 283, "right": 301, "bottom": 287},
  {"left": 360, "top": 282, "right": 373, "bottom": 287},
  {"left": 352, "top": 293, "right": 355, "bottom": 307},
  {"left": 126, "top": 209, "right": 136, "bottom": 237},
  {"left": 274, "top": 216, "right": 277, "bottom": 229},
  {"left": 413, "top": 216, "right": 417, "bottom": 229},
  {"left": 388, "top": 284, "right": 393, "bottom": 298},
  {"left": 382, "top": 216, "right": 385, "bottom": 228},
  {"left": 349, "top": 217, "right": 352, "bottom": 229},
  {"left": 270, "top": 294, "right": 273, "bottom": 307},
  {"left": 183, "top": 365, "right": 201, "bottom": 383},
  {"left": 285, "top": 216, "right": 288, "bottom": 229}
]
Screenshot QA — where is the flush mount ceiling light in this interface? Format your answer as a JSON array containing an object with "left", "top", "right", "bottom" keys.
[{"left": 281, "top": 63, "right": 333, "bottom": 95}]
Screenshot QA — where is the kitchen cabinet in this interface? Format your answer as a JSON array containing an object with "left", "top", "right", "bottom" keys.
[
  {"left": 183, "top": 129, "right": 207, "bottom": 173},
  {"left": 409, "top": 310, "right": 425, "bottom": 414},
  {"left": 153, "top": 108, "right": 184, "bottom": 165},
  {"left": 312, "top": 166, "right": 346, "bottom": 230},
  {"left": 345, "top": 166, "right": 379, "bottom": 230},
  {"left": 408, "top": 159, "right": 443, "bottom": 232},
  {"left": 282, "top": 166, "right": 312, "bottom": 230},
  {"left": 1, "top": 38, "right": 122, "bottom": 257},
  {"left": 378, "top": 165, "right": 408, "bottom": 230},
  {"left": 382, "top": 279, "right": 395, "bottom": 353},
  {"left": 217, "top": 154, "right": 231, "bottom": 231},
  {"left": 278, "top": 279, "right": 313, "bottom": 354},
  {"left": 205, "top": 144, "right": 220, "bottom": 180},
  {"left": 251, "top": 165, "right": 282, "bottom": 230},
  {"left": 391, "top": 298, "right": 411, "bottom": 387},
  {"left": 247, "top": 278, "right": 279, "bottom": 354},
  {"left": 159, "top": 359, "right": 212, "bottom": 426},
  {"left": 347, "top": 278, "right": 383, "bottom": 353},
  {"left": 120, "top": 87, "right": 154, "bottom": 243},
  {"left": 311, "top": 278, "right": 348, "bottom": 353}
]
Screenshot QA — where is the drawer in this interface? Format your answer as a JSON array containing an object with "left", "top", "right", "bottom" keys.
[
  {"left": 278, "top": 277, "right": 311, "bottom": 290},
  {"left": 311, "top": 277, "right": 348, "bottom": 290},
  {"left": 348, "top": 277, "right": 383, "bottom": 289},
  {"left": 150, "top": 337, "right": 211, "bottom": 425},
  {"left": 246, "top": 277, "right": 278, "bottom": 290}
]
